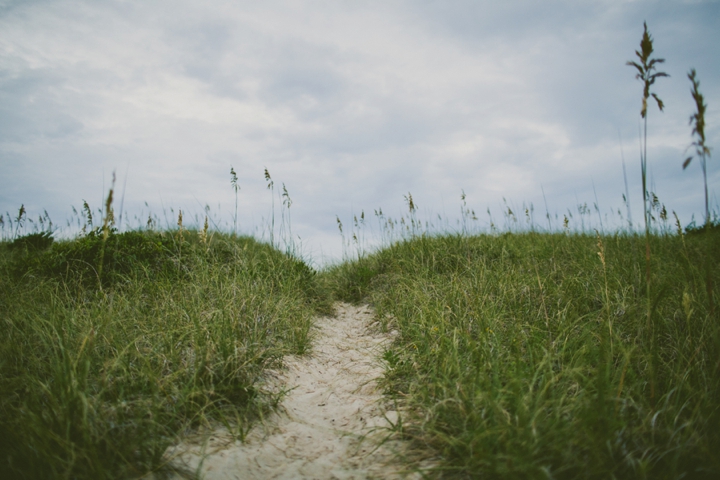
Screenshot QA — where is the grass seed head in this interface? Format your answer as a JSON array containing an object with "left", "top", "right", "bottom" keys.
[
  {"left": 404, "top": 192, "right": 417, "bottom": 214},
  {"left": 684, "top": 68, "right": 710, "bottom": 169},
  {"left": 230, "top": 166, "right": 240, "bottom": 192},
  {"left": 15, "top": 204, "right": 26, "bottom": 225},
  {"left": 82, "top": 200, "right": 93, "bottom": 228},
  {"left": 627, "top": 22, "right": 669, "bottom": 119},
  {"left": 282, "top": 183, "right": 292, "bottom": 208},
  {"left": 596, "top": 230, "right": 606, "bottom": 268},
  {"left": 673, "top": 211, "right": 683, "bottom": 236},
  {"left": 199, "top": 215, "right": 209, "bottom": 244}
]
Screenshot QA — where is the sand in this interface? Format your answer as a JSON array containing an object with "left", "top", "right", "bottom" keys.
[{"left": 160, "top": 303, "right": 429, "bottom": 479}]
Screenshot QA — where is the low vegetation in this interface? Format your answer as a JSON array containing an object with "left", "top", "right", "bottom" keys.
[
  {"left": 0, "top": 226, "right": 330, "bottom": 478},
  {"left": 327, "top": 228, "right": 720, "bottom": 478}
]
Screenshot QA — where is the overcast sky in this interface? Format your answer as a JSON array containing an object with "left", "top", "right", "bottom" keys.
[{"left": 1, "top": 0, "right": 718, "bottom": 264}]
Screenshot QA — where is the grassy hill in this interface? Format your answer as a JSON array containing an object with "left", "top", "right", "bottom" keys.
[
  {"left": 1, "top": 223, "right": 719, "bottom": 479},
  {"left": 0, "top": 228, "right": 330, "bottom": 478},
  {"left": 327, "top": 230, "right": 720, "bottom": 479}
]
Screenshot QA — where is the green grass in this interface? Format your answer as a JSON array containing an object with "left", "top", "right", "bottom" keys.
[
  {"left": 326, "top": 230, "right": 720, "bottom": 479},
  {"left": 0, "top": 227, "right": 331, "bottom": 479},
  {"left": 3, "top": 207, "right": 719, "bottom": 480}
]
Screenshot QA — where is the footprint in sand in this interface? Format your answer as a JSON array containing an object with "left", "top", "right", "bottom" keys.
[{"left": 161, "top": 303, "right": 430, "bottom": 479}]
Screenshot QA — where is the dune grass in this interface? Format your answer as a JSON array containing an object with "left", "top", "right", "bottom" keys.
[
  {"left": 326, "top": 229, "right": 720, "bottom": 478},
  {"left": 4, "top": 212, "right": 718, "bottom": 479},
  {"left": 0, "top": 226, "right": 331, "bottom": 479}
]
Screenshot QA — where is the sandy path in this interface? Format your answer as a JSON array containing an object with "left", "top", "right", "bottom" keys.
[{"left": 162, "top": 303, "right": 427, "bottom": 479}]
